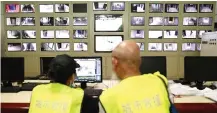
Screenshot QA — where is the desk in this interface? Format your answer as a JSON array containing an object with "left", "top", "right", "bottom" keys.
[{"left": 1, "top": 92, "right": 217, "bottom": 113}]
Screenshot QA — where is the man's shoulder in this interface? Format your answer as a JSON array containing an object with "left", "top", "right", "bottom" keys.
[{"left": 100, "top": 85, "right": 120, "bottom": 100}]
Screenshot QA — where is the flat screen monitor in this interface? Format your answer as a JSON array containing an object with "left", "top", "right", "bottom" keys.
[
  {"left": 140, "top": 56, "right": 167, "bottom": 76},
  {"left": 198, "top": 17, "right": 212, "bottom": 26},
  {"left": 149, "top": 31, "right": 163, "bottom": 39},
  {"left": 6, "top": 17, "right": 20, "bottom": 26},
  {"left": 184, "top": 4, "right": 198, "bottom": 13},
  {"left": 199, "top": 4, "right": 213, "bottom": 13},
  {"left": 94, "top": 14, "right": 123, "bottom": 32},
  {"left": 21, "top": 4, "right": 35, "bottom": 13},
  {"left": 7, "top": 43, "right": 22, "bottom": 51},
  {"left": 40, "top": 57, "right": 54, "bottom": 75},
  {"left": 55, "top": 17, "right": 69, "bottom": 26},
  {"left": 111, "top": 2, "right": 125, "bottom": 11},
  {"left": 130, "top": 30, "right": 144, "bottom": 39},
  {"left": 73, "top": 30, "right": 88, "bottom": 39},
  {"left": 7, "top": 30, "right": 21, "bottom": 39},
  {"left": 149, "top": 17, "right": 164, "bottom": 26},
  {"left": 22, "top": 30, "right": 36, "bottom": 39},
  {"left": 94, "top": 35, "right": 123, "bottom": 52},
  {"left": 164, "top": 43, "right": 177, "bottom": 51},
  {"left": 164, "top": 17, "right": 179, "bottom": 26},
  {"left": 182, "top": 43, "right": 196, "bottom": 51},
  {"left": 40, "top": 17, "right": 54, "bottom": 26},
  {"left": 184, "top": 56, "right": 217, "bottom": 81},
  {"left": 41, "top": 43, "right": 55, "bottom": 51},
  {"left": 56, "top": 43, "right": 70, "bottom": 51},
  {"left": 182, "top": 30, "right": 196, "bottom": 39},
  {"left": 198, "top": 30, "right": 212, "bottom": 38},
  {"left": 149, "top": 3, "right": 163, "bottom": 13},
  {"left": 183, "top": 17, "right": 197, "bottom": 26},
  {"left": 136, "top": 42, "right": 145, "bottom": 51},
  {"left": 165, "top": 4, "right": 179, "bottom": 13},
  {"left": 22, "top": 43, "right": 36, "bottom": 51},
  {"left": 73, "top": 4, "right": 87, "bottom": 13},
  {"left": 131, "top": 3, "right": 145, "bottom": 12},
  {"left": 164, "top": 30, "right": 178, "bottom": 38},
  {"left": 21, "top": 17, "right": 35, "bottom": 26},
  {"left": 73, "top": 17, "right": 87, "bottom": 26},
  {"left": 55, "top": 4, "right": 69, "bottom": 13},
  {"left": 1, "top": 57, "right": 24, "bottom": 82},
  {"left": 74, "top": 57, "right": 102, "bottom": 83},
  {"left": 148, "top": 43, "right": 162, "bottom": 51},
  {"left": 93, "top": 2, "right": 107, "bottom": 11},
  {"left": 41, "top": 30, "right": 54, "bottom": 39},
  {"left": 56, "top": 30, "right": 69, "bottom": 39},
  {"left": 5, "top": 4, "right": 19, "bottom": 13},
  {"left": 131, "top": 16, "right": 145, "bottom": 26},
  {"left": 39, "top": 4, "right": 53, "bottom": 13},
  {"left": 74, "top": 43, "right": 88, "bottom": 51}
]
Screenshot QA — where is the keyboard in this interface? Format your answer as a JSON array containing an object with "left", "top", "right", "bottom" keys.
[
  {"left": 84, "top": 89, "right": 103, "bottom": 96},
  {"left": 21, "top": 83, "right": 47, "bottom": 91},
  {"left": 1, "top": 86, "right": 21, "bottom": 93}
]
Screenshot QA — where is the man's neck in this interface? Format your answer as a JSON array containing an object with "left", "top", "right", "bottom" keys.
[{"left": 122, "top": 71, "right": 141, "bottom": 80}]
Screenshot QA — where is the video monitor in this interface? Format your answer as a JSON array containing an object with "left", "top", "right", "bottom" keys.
[
  {"left": 22, "top": 43, "right": 36, "bottom": 51},
  {"left": 21, "top": 17, "right": 35, "bottom": 26},
  {"left": 165, "top": 4, "right": 179, "bottom": 13},
  {"left": 39, "top": 4, "right": 53, "bottom": 13},
  {"left": 56, "top": 43, "right": 70, "bottom": 51},
  {"left": 93, "top": 2, "right": 107, "bottom": 11},
  {"left": 94, "top": 35, "right": 123, "bottom": 52},
  {"left": 149, "top": 3, "right": 163, "bottom": 13},
  {"left": 41, "top": 43, "right": 55, "bottom": 51},
  {"left": 73, "top": 17, "right": 87, "bottom": 26},
  {"left": 164, "top": 43, "right": 177, "bottom": 51},
  {"left": 41, "top": 30, "right": 54, "bottom": 39},
  {"left": 131, "top": 17, "right": 145, "bottom": 26},
  {"left": 55, "top": 4, "right": 69, "bottom": 13},
  {"left": 164, "top": 17, "right": 178, "bottom": 26},
  {"left": 40, "top": 17, "right": 54, "bottom": 26},
  {"left": 164, "top": 30, "right": 178, "bottom": 38},
  {"left": 198, "top": 30, "right": 212, "bottom": 38},
  {"left": 149, "top": 17, "right": 164, "bottom": 26},
  {"left": 22, "top": 30, "right": 36, "bottom": 39},
  {"left": 55, "top": 17, "right": 69, "bottom": 26},
  {"left": 74, "top": 43, "right": 88, "bottom": 51},
  {"left": 148, "top": 43, "right": 162, "bottom": 51},
  {"left": 6, "top": 17, "right": 20, "bottom": 26},
  {"left": 182, "top": 30, "right": 196, "bottom": 39},
  {"left": 182, "top": 43, "right": 196, "bottom": 51},
  {"left": 5, "top": 4, "right": 19, "bottom": 13},
  {"left": 74, "top": 57, "right": 102, "bottom": 83},
  {"left": 183, "top": 17, "right": 197, "bottom": 26},
  {"left": 56, "top": 30, "right": 69, "bottom": 39},
  {"left": 184, "top": 4, "right": 197, "bottom": 13},
  {"left": 149, "top": 31, "right": 163, "bottom": 39},
  {"left": 21, "top": 4, "right": 35, "bottom": 13},
  {"left": 198, "top": 17, "right": 212, "bottom": 26},
  {"left": 199, "top": 4, "right": 213, "bottom": 13},
  {"left": 131, "top": 3, "right": 145, "bottom": 13},
  {"left": 7, "top": 30, "right": 21, "bottom": 39},
  {"left": 73, "top": 30, "right": 87, "bottom": 39},
  {"left": 130, "top": 30, "right": 144, "bottom": 39},
  {"left": 197, "top": 43, "right": 201, "bottom": 51},
  {"left": 94, "top": 14, "right": 123, "bottom": 32},
  {"left": 73, "top": 4, "right": 87, "bottom": 13},
  {"left": 111, "top": 2, "right": 125, "bottom": 11},
  {"left": 8, "top": 43, "right": 22, "bottom": 51},
  {"left": 136, "top": 42, "right": 145, "bottom": 51}
]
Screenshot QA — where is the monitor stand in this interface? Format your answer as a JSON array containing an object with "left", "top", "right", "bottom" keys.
[
  {"left": 81, "top": 82, "right": 87, "bottom": 90},
  {"left": 196, "top": 81, "right": 206, "bottom": 90}
]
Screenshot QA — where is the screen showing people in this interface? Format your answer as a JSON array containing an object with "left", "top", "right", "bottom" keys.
[
  {"left": 183, "top": 17, "right": 197, "bottom": 26},
  {"left": 74, "top": 43, "right": 88, "bottom": 51},
  {"left": 164, "top": 30, "right": 178, "bottom": 38},
  {"left": 198, "top": 30, "right": 212, "bottom": 38},
  {"left": 6, "top": 17, "right": 20, "bottom": 26},
  {"left": 165, "top": 4, "right": 179, "bottom": 13},
  {"left": 22, "top": 43, "right": 36, "bottom": 51},
  {"left": 5, "top": 4, "right": 19, "bottom": 13},
  {"left": 7, "top": 30, "right": 21, "bottom": 39},
  {"left": 21, "top": 4, "right": 35, "bottom": 12},
  {"left": 164, "top": 43, "right": 177, "bottom": 51},
  {"left": 199, "top": 4, "right": 213, "bottom": 13},
  {"left": 149, "top": 31, "right": 163, "bottom": 39},
  {"left": 95, "top": 14, "right": 123, "bottom": 32},
  {"left": 111, "top": 2, "right": 125, "bottom": 11},
  {"left": 40, "top": 17, "right": 54, "bottom": 26},
  {"left": 73, "top": 30, "right": 88, "bottom": 39},
  {"left": 95, "top": 35, "right": 123, "bottom": 52},
  {"left": 182, "top": 43, "right": 196, "bottom": 51},
  {"left": 149, "top": 17, "right": 164, "bottom": 26},
  {"left": 182, "top": 30, "right": 196, "bottom": 39},
  {"left": 93, "top": 2, "right": 107, "bottom": 11},
  {"left": 198, "top": 17, "right": 212, "bottom": 26},
  {"left": 148, "top": 43, "right": 162, "bottom": 51},
  {"left": 56, "top": 30, "right": 70, "bottom": 39},
  {"left": 131, "top": 30, "right": 144, "bottom": 39},
  {"left": 149, "top": 3, "right": 163, "bottom": 13},
  {"left": 131, "top": 17, "right": 145, "bottom": 26},
  {"left": 8, "top": 43, "right": 22, "bottom": 51},
  {"left": 56, "top": 43, "right": 70, "bottom": 51},
  {"left": 41, "top": 43, "right": 55, "bottom": 51},
  {"left": 55, "top": 17, "right": 69, "bottom": 26},
  {"left": 136, "top": 43, "right": 145, "bottom": 51},
  {"left": 74, "top": 58, "right": 102, "bottom": 82},
  {"left": 131, "top": 3, "right": 145, "bottom": 12},
  {"left": 41, "top": 30, "right": 54, "bottom": 39},
  {"left": 164, "top": 17, "right": 179, "bottom": 26},
  {"left": 7, "top": 43, "right": 36, "bottom": 52},
  {"left": 73, "top": 17, "right": 87, "bottom": 26},
  {"left": 39, "top": 4, "right": 53, "bottom": 13},
  {"left": 22, "top": 30, "right": 36, "bottom": 39},
  {"left": 55, "top": 4, "right": 69, "bottom": 13},
  {"left": 21, "top": 17, "right": 35, "bottom": 26},
  {"left": 184, "top": 4, "right": 197, "bottom": 13}
]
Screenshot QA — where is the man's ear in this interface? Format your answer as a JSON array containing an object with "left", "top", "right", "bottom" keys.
[{"left": 112, "top": 57, "right": 118, "bottom": 66}]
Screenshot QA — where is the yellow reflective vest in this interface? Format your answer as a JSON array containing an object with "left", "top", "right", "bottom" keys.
[
  {"left": 100, "top": 72, "right": 170, "bottom": 113},
  {"left": 28, "top": 83, "right": 84, "bottom": 113}
]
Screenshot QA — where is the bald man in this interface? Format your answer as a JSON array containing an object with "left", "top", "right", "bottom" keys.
[{"left": 99, "top": 40, "right": 172, "bottom": 113}]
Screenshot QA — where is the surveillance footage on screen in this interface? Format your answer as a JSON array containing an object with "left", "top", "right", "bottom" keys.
[
  {"left": 148, "top": 43, "right": 162, "bottom": 51},
  {"left": 40, "top": 17, "right": 54, "bottom": 26},
  {"left": 197, "top": 43, "right": 201, "bottom": 51},
  {"left": 41, "top": 43, "right": 55, "bottom": 51},
  {"left": 131, "top": 3, "right": 145, "bottom": 12},
  {"left": 164, "top": 43, "right": 177, "bottom": 51},
  {"left": 55, "top": 17, "right": 69, "bottom": 26},
  {"left": 55, "top": 4, "right": 69, "bottom": 13},
  {"left": 111, "top": 2, "right": 125, "bottom": 11},
  {"left": 182, "top": 43, "right": 196, "bottom": 51},
  {"left": 130, "top": 30, "right": 144, "bottom": 39},
  {"left": 149, "top": 17, "right": 164, "bottom": 26},
  {"left": 164, "top": 17, "right": 179, "bottom": 26},
  {"left": 164, "top": 30, "right": 178, "bottom": 38},
  {"left": 95, "top": 35, "right": 123, "bottom": 52},
  {"left": 131, "top": 17, "right": 145, "bottom": 26},
  {"left": 149, "top": 3, "right": 163, "bottom": 13},
  {"left": 199, "top": 4, "right": 213, "bottom": 13},
  {"left": 73, "top": 17, "right": 87, "bottom": 26},
  {"left": 21, "top": 17, "right": 35, "bottom": 26},
  {"left": 8, "top": 43, "right": 22, "bottom": 51},
  {"left": 22, "top": 30, "right": 36, "bottom": 39},
  {"left": 56, "top": 30, "right": 70, "bottom": 39},
  {"left": 73, "top": 30, "right": 88, "bottom": 39},
  {"left": 5, "top": 4, "right": 19, "bottom": 13},
  {"left": 93, "top": 2, "right": 107, "bottom": 11},
  {"left": 165, "top": 4, "right": 179, "bottom": 13},
  {"left": 7, "top": 30, "right": 21, "bottom": 39},
  {"left": 73, "top": 4, "right": 87, "bottom": 13},
  {"left": 149, "top": 31, "right": 163, "bottom": 39},
  {"left": 136, "top": 43, "right": 145, "bottom": 51},
  {"left": 41, "top": 30, "right": 54, "bottom": 39},
  {"left": 198, "top": 30, "right": 212, "bottom": 38},
  {"left": 39, "top": 4, "right": 53, "bottom": 13},
  {"left": 183, "top": 17, "right": 197, "bottom": 26},
  {"left": 184, "top": 4, "right": 197, "bottom": 13},
  {"left": 182, "top": 30, "right": 197, "bottom": 39},
  {"left": 56, "top": 43, "right": 70, "bottom": 51},
  {"left": 74, "top": 43, "right": 88, "bottom": 51},
  {"left": 6, "top": 17, "right": 20, "bottom": 26},
  {"left": 22, "top": 43, "right": 36, "bottom": 51},
  {"left": 95, "top": 14, "right": 123, "bottom": 32},
  {"left": 198, "top": 17, "right": 212, "bottom": 26},
  {"left": 21, "top": 4, "right": 35, "bottom": 13}
]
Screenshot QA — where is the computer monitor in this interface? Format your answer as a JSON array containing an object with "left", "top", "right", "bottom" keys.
[
  {"left": 1, "top": 57, "right": 25, "bottom": 86},
  {"left": 140, "top": 56, "right": 167, "bottom": 77}
]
